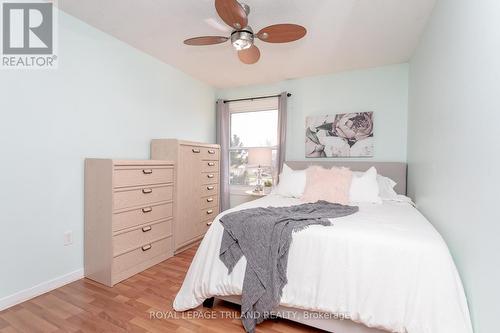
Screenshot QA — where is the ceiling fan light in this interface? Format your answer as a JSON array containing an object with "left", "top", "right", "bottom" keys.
[
  {"left": 231, "top": 30, "right": 254, "bottom": 51},
  {"left": 232, "top": 38, "right": 252, "bottom": 51}
]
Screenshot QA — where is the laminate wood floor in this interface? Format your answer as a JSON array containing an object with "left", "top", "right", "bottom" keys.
[{"left": 0, "top": 245, "right": 320, "bottom": 333}]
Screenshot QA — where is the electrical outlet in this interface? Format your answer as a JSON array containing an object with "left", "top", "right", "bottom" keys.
[{"left": 64, "top": 231, "right": 73, "bottom": 246}]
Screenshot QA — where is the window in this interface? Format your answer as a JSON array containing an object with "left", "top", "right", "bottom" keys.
[{"left": 228, "top": 98, "right": 279, "bottom": 189}]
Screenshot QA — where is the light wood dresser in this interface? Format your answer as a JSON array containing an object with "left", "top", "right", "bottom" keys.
[
  {"left": 151, "top": 139, "right": 220, "bottom": 253},
  {"left": 84, "top": 159, "right": 174, "bottom": 287}
]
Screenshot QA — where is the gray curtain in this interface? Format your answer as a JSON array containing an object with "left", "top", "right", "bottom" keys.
[
  {"left": 277, "top": 92, "right": 288, "bottom": 181},
  {"left": 216, "top": 99, "right": 230, "bottom": 211}
]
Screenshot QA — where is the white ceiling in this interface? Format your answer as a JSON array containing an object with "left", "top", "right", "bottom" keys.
[{"left": 58, "top": 0, "right": 436, "bottom": 88}]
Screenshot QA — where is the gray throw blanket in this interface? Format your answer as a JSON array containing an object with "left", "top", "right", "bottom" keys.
[{"left": 219, "top": 200, "right": 359, "bottom": 333}]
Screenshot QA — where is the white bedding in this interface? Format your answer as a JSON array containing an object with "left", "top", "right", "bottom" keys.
[{"left": 173, "top": 194, "right": 472, "bottom": 333}]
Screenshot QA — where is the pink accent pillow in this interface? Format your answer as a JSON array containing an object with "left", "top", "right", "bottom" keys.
[{"left": 301, "top": 166, "right": 353, "bottom": 204}]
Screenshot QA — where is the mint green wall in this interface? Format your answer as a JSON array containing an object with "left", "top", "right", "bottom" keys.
[
  {"left": 408, "top": 0, "right": 500, "bottom": 331},
  {"left": 0, "top": 10, "right": 215, "bottom": 300},
  {"left": 217, "top": 64, "right": 409, "bottom": 162}
]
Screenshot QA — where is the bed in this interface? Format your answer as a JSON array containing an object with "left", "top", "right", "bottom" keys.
[{"left": 173, "top": 162, "right": 472, "bottom": 333}]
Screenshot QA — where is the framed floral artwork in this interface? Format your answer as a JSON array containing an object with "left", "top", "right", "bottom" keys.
[{"left": 305, "top": 112, "right": 374, "bottom": 158}]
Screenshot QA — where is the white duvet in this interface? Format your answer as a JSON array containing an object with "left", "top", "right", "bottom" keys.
[{"left": 173, "top": 194, "right": 473, "bottom": 333}]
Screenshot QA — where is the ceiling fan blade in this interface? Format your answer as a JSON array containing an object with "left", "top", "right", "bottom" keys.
[
  {"left": 215, "top": 0, "right": 248, "bottom": 30},
  {"left": 184, "top": 36, "right": 229, "bottom": 46},
  {"left": 238, "top": 45, "right": 260, "bottom": 64},
  {"left": 257, "top": 24, "right": 307, "bottom": 43}
]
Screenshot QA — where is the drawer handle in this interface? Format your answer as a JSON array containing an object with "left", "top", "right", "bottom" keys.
[
  {"left": 142, "top": 226, "right": 152, "bottom": 232},
  {"left": 142, "top": 169, "right": 153, "bottom": 174},
  {"left": 207, "top": 186, "right": 215, "bottom": 190},
  {"left": 142, "top": 207, "right": 153, "bottom": 213},
  {"left": 208, "top": 150, "right": 216, "bottom": 154},
  {"left": 142, "top": 188, "right": 153, "bottom": 194},
  {"left": 192, "top": 148, "right": 201, "bottom": 153},
  {"left": 142, "top": 244, "right": 152, "bottom": 251},
  {"left": 207, "top": 174, "right": 214, "bottom": 178},
  {"left": 207, "top": 221, "right": 213, "bottom": 226},
  {"left": 206, "top": 209, "right": 213, "bottom": 215},
  {"left": 207, "top": 162, "right": 215, "bottom": 166},
  {"left": 206, "top": 198, "right": 214, "bottom": 203}
]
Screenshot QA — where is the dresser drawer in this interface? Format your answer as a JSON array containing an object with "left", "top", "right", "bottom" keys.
[
  {"left": 201, "top": 160, "right": 219, "bottom": 173},
  {"left": 201, "top": 195, "right": 218, "bottom": 209},
  {"left": 114, "top": 166, "right": 173, "bottom": 188},
  {"left": 189, "top": 146, "right": 219, "bottom": 160},
  {"left": 201, "top": 206, "right": 219, "bottom": 221},
  {"left": 200, "top": 218, "right": 212, "bottom": 232},
  {"left": 201, "top": 172, "right": 219, "bottom": 185},
  {"left": 201, "top": 184, "right": 218, "bottom": 197},
  {"left": 113, "top": 237, "right": 172, "bottom": 274},
  {"left": 114, "top": 185, "right": 173, "bottom": 210},
  {"left": 113, "top": 220, "right": 172, "bottom": 256},
  {"left": 113, "top": 202, "right": 173, "bottom": 231},
  {"left": 201, "top": 147, "right": 219, "bottom": 160}
]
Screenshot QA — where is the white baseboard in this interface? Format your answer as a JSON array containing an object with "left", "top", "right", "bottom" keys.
[{"left": 0, "top": 268, "right": 84, "bottom": 311}]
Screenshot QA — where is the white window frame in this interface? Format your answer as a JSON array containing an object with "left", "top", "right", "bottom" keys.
[{"left": 228, "top": 97, "right": 279, "bottom": 193}]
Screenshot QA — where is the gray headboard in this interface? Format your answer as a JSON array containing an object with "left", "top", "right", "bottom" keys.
[{"left": 285, "top": 161, "right": 407, "bottom": 195}]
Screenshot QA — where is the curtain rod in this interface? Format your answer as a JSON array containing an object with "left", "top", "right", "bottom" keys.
[{"left": 223, "top": 93, "right": 291, "bottom": 104}]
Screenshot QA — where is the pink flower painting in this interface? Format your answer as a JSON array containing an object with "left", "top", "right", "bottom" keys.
[{"left": 305, "top": 112, "right": 374, "bottom": 158}]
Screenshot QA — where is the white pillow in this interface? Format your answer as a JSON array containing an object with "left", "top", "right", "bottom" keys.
[
  {"left": 350, "top": 167, "right": 382, "bottom": 204},
  {"left": 272, "top": 164, "right": 306, "bottom": 198},
  {"left": 377, "top": 175, "right": 398, "bottom": 199},
  {"left": 353, "top": 171, "right": 398, "bottom": 200}
]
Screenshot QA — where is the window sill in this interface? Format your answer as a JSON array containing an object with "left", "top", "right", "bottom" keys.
[{"left": 230, "top": 185, "right": 272, "bottom": 196}]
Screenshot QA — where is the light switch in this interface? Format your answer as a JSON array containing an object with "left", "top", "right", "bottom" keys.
[{"left": 64, "top": 231, "right": 73, "bottom": 246}]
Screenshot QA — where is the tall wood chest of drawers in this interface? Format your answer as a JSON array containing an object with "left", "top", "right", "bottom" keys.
[
  {"left": 151, "top": 139, "right": 220, "bottom": 253},
  {"left": 84, "top": 159, "right": 174, "bottom": 286}
]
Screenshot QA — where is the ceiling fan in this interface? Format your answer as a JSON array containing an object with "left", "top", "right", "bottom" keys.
[{"left": 183, "top": 0, "right": 307, "bottom": 64}]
